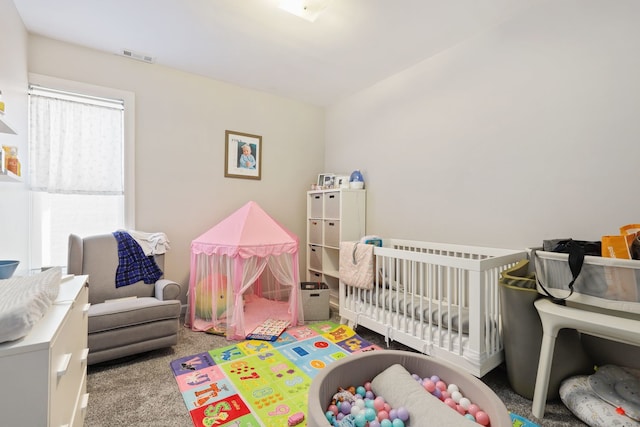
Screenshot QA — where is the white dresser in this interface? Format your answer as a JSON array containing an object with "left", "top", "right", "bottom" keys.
[{"left": 0, "top": 275, "right": 90, "bottom": 427}]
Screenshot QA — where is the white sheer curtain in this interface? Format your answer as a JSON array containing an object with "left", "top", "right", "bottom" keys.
[
  {"left": 29, "top": 91, "right": 124, "bottom": 194},
  {"left": 28, "top": 86, "right": 126, "bottom": 268}
]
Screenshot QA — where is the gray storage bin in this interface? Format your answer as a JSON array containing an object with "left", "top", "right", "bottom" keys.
[
  {"left": 324, "top": 220, "right": 340, "bottom": 247},
  {"left": 309, "top": 245, "right": 322, "bottom": 271},
  {"left": 309, "top": 193, "right": 323, "bottom": 218},
  {"left": 324, "top": 192, "right": 340, "bottom": 218},
  {"left": 301, "top": 282, "right": 330, "bottom": 321},
  {"left": 499, "top": 260, "right": 592, "bottom": 400},
  {"left": 308, "top": 219, "right": 322, "bottom": 245}
]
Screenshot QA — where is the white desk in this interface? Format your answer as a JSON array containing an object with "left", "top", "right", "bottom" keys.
[{"left": 531, "top": 298, "right": 640, "bottom": 419}]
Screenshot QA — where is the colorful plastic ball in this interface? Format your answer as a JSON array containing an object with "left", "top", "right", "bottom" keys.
[
  {"left": 475, "top": 410, "right": 490, "bottom": 426},
  {"left": 459, "top": 397, "right": 471, "bottom": 410},
  {"left": 364, "top": 407, "right": 377, "bottom": 422},
  {"left": 467, "top": 403, "right": 480, "bottom": 416},
  {"left": 436, "top": 380, "right": 447, "bottom": 391},
  {"left": 423, "top": 379, "right": 436, "bottom": 393},
  {"left": 377, "top": 410, "right": 389, "bottom": 420},
  {"left": 444, "top": 398, "right": 457, "bottom": 410},
  {"left": 447, "top": 383, "right": 459, "bottom": 393},
  {"left": 389, "top": 408, "right": 398, "bottom": 420},
  {"left": 430, "top": 375, "right": 440, "bottom": 383},
  {"left": 365, "top": 391, "right": 375, "bottom": 399},
  {"left": 325, "top": 411, "right": 335, "bottom": 422},
  {"left": 440, "top": 390, "right": 451, "bottom": 400},
  {"left": 336, "top": 412, "right": 344, "bottom": 421},
  {"left": 396, "top": 407, "right": 409, "bottom": 421},
  {"left": 464, "top": 414, "right": 476, "bottom": 422},
  {"left": 411, "top": 373, "right": 421, "bottom": 381},
  {"left": 451, "top": 390, "right": 463, "bottom": 403},
  {"left": 328, "top": 404, "right": 338, "bottom": 415},
  {"left": 456, "top": 404, "right": 466, "bottom": 415},
  {"left": 380, "top": 420, "right": 393, "bottom": 427},
  {"left": 391, "top": 419, "right": 405, "bottom": 427},
  {"left": 373, "top": 396, "right": 386, "bottom": 411},
  {"left": 384, "top": 403, "right": 392, "bottom": 412},
  {"left": 354, "top": 413, "right": 367, "bottom": 427},
  {"left": 350, "top": 406, "right": 361, "bottom": 416},
  {"left": 365, "top": 399, "right": 375, "bottom": 409},
  {"left": 432, "top": 388, "right": 442, "bottom": 399},
  {"left": 356, "top": 386, "right": 366, "bottom": 397},
  {"left": 340, "top": 401, "right": 352, "bottom": 415},
  {"left": 364, "top": 381, "right": 372, "bottom": 391},
  {"left": 369, "top": 421, "right": 381, "bottom": 427}
]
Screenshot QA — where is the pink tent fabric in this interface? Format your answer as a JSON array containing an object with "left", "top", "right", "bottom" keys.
[{"left": 187, "top": 201, "right": 302, "bottom": 339}]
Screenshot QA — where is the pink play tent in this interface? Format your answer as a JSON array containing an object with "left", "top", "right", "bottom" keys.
[{"left": 187, "top": 201, "right": 303, "bottom": 339}]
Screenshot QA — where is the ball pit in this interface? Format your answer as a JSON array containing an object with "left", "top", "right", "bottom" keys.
[{"left": 307, "top": 350, "right": 512, "bottom": 427}]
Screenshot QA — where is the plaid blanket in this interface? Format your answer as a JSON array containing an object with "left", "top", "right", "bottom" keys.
[{"left": 113, "top": 230, "right": 163, "bottom": 288}]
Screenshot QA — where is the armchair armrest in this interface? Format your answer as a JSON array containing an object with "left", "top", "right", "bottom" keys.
[{"left": 155, "top": 279, "right": 181, "bottom": 301}]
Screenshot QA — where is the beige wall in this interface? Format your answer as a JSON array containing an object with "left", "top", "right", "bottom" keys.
[
  {"left": 2, "top": 19, "right": 325, "bottom": 303},
  {"left": 0, "top": 0, "right": 29, "bottom": 271},
  {"left": 325, "top": 0, "right": 640, "bottom": 250}
]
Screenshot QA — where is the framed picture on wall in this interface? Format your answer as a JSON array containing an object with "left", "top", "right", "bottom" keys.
[{"left": 225, "top": 130, "right": 262, "bottom": 180}]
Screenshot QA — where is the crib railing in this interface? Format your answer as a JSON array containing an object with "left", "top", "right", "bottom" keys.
[{"left": 340, "top": 239, "right": 526, "bottom": 377}]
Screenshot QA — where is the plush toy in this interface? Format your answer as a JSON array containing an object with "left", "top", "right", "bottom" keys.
[{"left": 194, "top": 274, "right": 228, "bottom": 320}]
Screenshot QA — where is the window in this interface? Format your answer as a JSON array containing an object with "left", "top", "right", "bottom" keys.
[{"left": 28, "top": 74, "right": 135, "bottom": 268}]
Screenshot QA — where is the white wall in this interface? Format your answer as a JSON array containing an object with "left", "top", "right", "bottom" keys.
[
  {"left": 0, "top": 0, "right": 29, "bottom": 273},
  {"left": 326, "top": 0, "right": 640, "bottom": 250},
  {"left": 25, "top": 36, "right": 325, "bottom": 301}
]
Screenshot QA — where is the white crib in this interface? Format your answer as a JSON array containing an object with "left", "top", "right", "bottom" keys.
[{"left": 339, "top": 239, "right": 526, "bottom": 377}]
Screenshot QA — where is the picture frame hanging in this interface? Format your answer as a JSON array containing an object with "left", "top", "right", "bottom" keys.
[{"left": 224, "top": 130, "right": 262, "bottom": 180}]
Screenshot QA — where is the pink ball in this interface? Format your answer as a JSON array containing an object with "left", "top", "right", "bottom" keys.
[
  {"left": 444, "top": 398, "right": 457, "bottom": 410},
  {"left": 440, "top": 391, "right": 451, "bottom": 400},
  {"left": 384, "top": 403, "right": 392, "bottom": 412},
  {"left": 436, "top": 381, "right": 447, "bottom": 391},
  {"left": 377, "top": 410, "right": 389, "bottom": 420},
  {"left": 467, "top": 404, "right": 480, "bottom": 416},
  {"left": 328, "top": 404, "right": 338, "bottom": 415},
  {"left": 456, "top": 404, "right": 467, "bottom": 415},
  {"left": 475, "top": 410, "right": 490, "bottom": 426},
  {"left": 364, "top": 381, "right": 372, "bottom": 391},
  {"left": 373, "top": 396, "right": 386, "bottom": 411},
  {"left": 423, "top": 380, "right": 436, "bottom": 393}
]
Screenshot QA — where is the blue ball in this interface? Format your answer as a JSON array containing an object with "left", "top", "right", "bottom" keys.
[
  {"left": 356, "top": 386, "right": 366, "bottom": 397},
  {"left": 325, "top": 411, "right": 335, "bottom": 422},
  {"left": 364, "top": 407, "right": 376, "bottom": 421},
  {"left": 380, "top": 420, "right": 393, "bottom": 427},
  {"left": 392, "top": 419, "right": 405, "bottom": 427}
]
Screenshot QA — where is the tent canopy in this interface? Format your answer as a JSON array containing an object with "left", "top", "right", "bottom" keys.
[{"left": 191, "top": 201, "right": 299, "bottom": 258}]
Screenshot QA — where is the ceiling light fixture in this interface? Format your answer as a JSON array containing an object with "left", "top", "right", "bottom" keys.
[{"left": 278, "top": 0, "right": 331, "bottom": 22}]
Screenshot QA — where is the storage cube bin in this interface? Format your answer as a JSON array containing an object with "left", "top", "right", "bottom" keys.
[
  {"left": 324, "top": 220, "right": 340, "bottom": 247},
  {"left": 324, "top": 192, "right": 340, "bottom": 218},
  {"left": 308, "top": 270, "right": 323, "bottom": 283},
  {"left": 309, "top": 193, "right": 322, "bottom": 218},
  {"left": 308, "top": 220, "right": 322, "bottom": 245},
  {"left": 308, "top": 245, "right": 322, "bottom": 271},
  {"left": 301, "top": 282, "right": 330, "bottom": 321}
]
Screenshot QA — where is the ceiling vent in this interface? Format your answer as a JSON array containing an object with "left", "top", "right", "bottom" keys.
[{"left": 119, "top": 49, "right": 155, "bottom": 64}]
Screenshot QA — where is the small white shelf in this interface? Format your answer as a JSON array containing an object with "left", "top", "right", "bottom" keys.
[
  {"left": 0, "top": 170, "right": 21, "bottom": 182},
  {"left": 0, "top": 116, "right": 17, "bottom": 135}
]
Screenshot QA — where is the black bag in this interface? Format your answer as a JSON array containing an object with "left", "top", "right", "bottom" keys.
[{"left": 537, "top": 239, "right": 601, "bottom": 305}]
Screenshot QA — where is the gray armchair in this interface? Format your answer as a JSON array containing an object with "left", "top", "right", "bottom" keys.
[{"left": 67, "top": 233, "right": 182, "bottom": 365}]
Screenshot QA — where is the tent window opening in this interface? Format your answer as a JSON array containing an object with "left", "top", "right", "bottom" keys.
[{"left": 28, "top": 84, "right": 127, "bottom": 269}]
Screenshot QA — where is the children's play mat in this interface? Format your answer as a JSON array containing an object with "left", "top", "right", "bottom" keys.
[{"left": 170, "top": 321, "right": 381, "bottom": 427}]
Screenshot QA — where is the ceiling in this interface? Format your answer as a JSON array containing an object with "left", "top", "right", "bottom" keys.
[{"left": 12, "top": 0, "right": 538, "bottom": 107}]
